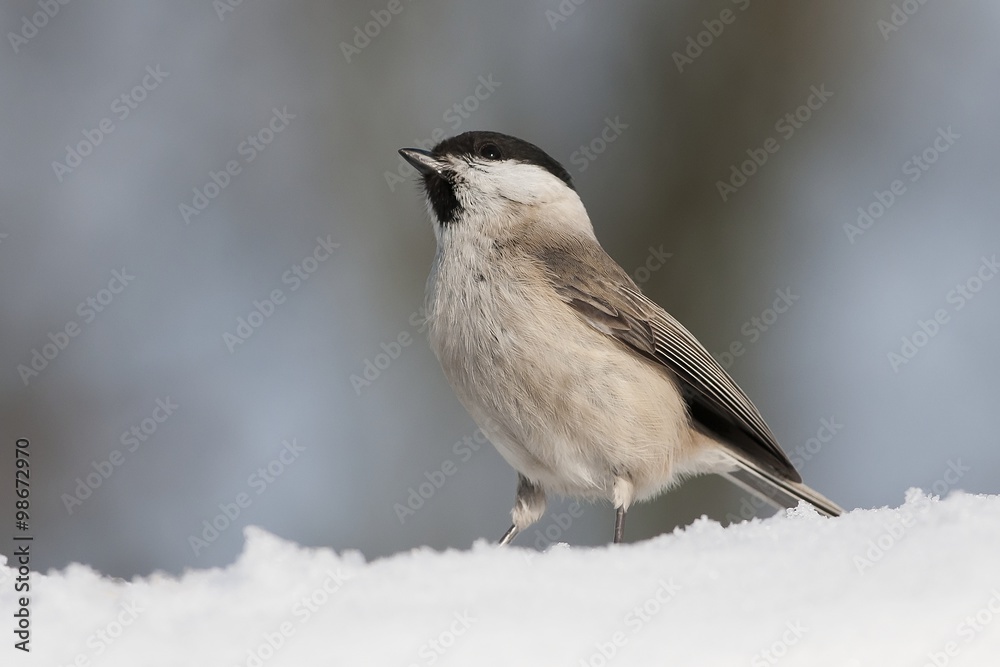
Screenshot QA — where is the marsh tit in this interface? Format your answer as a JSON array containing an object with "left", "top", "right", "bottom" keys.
[{"left": 399, "top": 131, "right": 842, "bottom": 546}]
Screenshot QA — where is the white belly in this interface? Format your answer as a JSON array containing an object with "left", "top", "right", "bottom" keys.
[{"left": 425, "top": 244, "right": 717, "bottom": 503}]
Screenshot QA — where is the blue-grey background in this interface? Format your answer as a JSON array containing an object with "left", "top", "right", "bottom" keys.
[{"left": 1, "top": 0, "right": 997, "bottom": 578}]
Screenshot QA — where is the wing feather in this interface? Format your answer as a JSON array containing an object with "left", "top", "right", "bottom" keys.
[{"left": 536, "top": 239, "right": 800, "bottom": 483}]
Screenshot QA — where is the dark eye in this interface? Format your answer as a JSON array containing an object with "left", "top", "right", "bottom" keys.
[{"left": 477, "top": 142, "right": 502, "bottom": 160}]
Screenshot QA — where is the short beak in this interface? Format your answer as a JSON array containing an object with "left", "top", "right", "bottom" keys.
[{"left": 398, "top": 148, "right": 442, "bottom": 176}]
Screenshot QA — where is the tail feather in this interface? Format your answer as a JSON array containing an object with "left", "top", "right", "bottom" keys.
[{"left": 719, "top": 453, "right": 843, "bottom": 518}]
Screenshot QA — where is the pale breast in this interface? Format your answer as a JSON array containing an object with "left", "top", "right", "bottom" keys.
[{"left": 425, "top": 239, "right": 700, "bottom": 500}]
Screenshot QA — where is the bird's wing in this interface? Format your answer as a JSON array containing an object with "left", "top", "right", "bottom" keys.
[{"left": 534, "top": 238, "right": 800, "bottom": 483}]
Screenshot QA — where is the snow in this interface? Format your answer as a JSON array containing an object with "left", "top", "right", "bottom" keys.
[{"left": 4, "top": 491, "right": 1000, "bottom": 666}]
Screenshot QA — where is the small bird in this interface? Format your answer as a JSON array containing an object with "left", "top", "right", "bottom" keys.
[{"left": 399, "top": 131, "right": 842, "bottom": 546}]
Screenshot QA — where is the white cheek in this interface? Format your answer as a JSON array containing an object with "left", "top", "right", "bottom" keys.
[
  {"left": 472, "top": 163, "right": 565, "bottom": 204},
  {"left": 431, "top": 159, "right": 597, "bottom": 240}
]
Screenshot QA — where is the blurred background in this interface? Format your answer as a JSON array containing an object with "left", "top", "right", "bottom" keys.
[{"left": 1, "top": 0, "right": 998, "bottom": 579}]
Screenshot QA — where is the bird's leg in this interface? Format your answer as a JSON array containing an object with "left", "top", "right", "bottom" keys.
[
  {"left": 614, "top": 506, "right": 626, "bottom": 544},
  {"left": 497, "top": 473, "right": 546, "bottom": 546},
  {"left": 612, "top": 475, "right": 635, "bottom": 544},
  {"left": 498, "top": 524, "right": 519, "bottom": 546}
]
